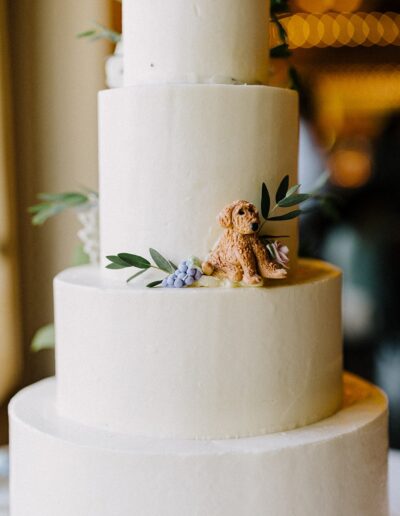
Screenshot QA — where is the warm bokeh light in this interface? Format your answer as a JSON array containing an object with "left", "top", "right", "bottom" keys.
[
  {"left": 305, "top": 15, "right": 325, "bottom": 47},
  {"left": 278, "top": 12, "right": 400, "bottom": 49},
  {"left": 287, "top": 13, "right": 309, "bottom": 47},
  {"left": 295, "top": 0, "right": 334, "bottom": 14},
  {"left": 332, "top": 0, "right": 362, "bottom": 13},
  {"left": 329, "top": 149, "right": 372, "bottom": 188},
  {"left": 295, "top": 0, "right": 363, "bottom": 14}
]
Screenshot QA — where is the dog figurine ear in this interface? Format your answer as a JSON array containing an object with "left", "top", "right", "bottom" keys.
[{"left": 218, "top": 201, "right": 238, "bottom": 229}]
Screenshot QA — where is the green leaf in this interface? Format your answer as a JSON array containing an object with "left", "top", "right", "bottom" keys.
[
  {"left": 169, "top": 261, "right": 178, "bottom": 271},
  {"left": 30, "top": 203, "right": 68, "bottom": 225},
  {"left": 286, "top": 184, "right": 301, "bottom": 197},
  {"left": 261, "top": 183, "right": 271, "bottom": 219},
  {"left": 31, "top": 323, "right": 55, "bottom": 352},
  {"left": 271, "top": 0, "right": 290, "bottom": 15},
  {"left": 77, "top": 23, "right": 122, "bottom": 43},
  {"left": 106, "top": 255, "right": 132, "bottom": 267},
  {"left": 126, "top": 269, "right": 147, "bottom": 283},
  {"left": 270, "top": 43, "right": 292, "bottom": 59},
  {"left": 275, "top": 175, "right": 290, "bottom": 203},
  {"left": 28, "top": 192, "right": 89, "bottom": 225},
  {"left": 106, "top": 263, "right": 126, "bottom": 270},
  {"left": 117, "top": 253, "right": 151, "bottom": 269},
  {"left": 289, "top": 66, "right": 301, "bottom": 92},
  {"left": 272, "top": 14, "right": 288, "bottom": 42},
  {"left": 268, "top": 209, "right": 302, "bottom": 221},
  {"left": 149, "top": 248, "right": 175, "bottom": 273},
  {"left": 278, "top": 193, "right": 310, "bottom": 208},
  {"left": 147, "top": 280, "right": 163, "bottom": 288},
  {"left": 38, "top": 192, "right": 88, "bottom": 204},
  {"left": 77, "top": 29, "right": 97, "bottom": 39}
]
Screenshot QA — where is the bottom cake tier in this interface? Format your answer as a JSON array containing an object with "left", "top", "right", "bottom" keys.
[{"left": 9, "top": 373, "right": 388, "bottom": 516}]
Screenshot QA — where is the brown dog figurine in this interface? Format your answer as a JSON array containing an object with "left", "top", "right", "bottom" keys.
[{"left": 202, "top": 200, "right": 287, "bottom": 285}]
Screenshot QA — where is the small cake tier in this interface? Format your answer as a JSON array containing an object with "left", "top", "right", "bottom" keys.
[
  {"left": 99, "top": 84, "right": 299, "bottom": 269},
  {"left": 54, "top": 259, "right": 342, "bottom": 439},
  {"left": 123, "top": 0, "right": 270, "bottom": 85},
  {"left": 9, "top": 374, "right": 388, "bottom": 516}
]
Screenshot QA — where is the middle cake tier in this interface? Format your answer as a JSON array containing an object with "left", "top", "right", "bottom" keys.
[
  {"left": 99, "top": 83, "right": 299, "bottom": 269},
  {"left": 54, "top": 259, "right": 343, "bottom": 439}
]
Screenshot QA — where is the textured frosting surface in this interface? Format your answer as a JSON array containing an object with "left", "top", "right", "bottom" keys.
[
  {"left": 9, "top": 374, "right": 389, "bottom": 516},
  {"left": 54, "top": 259, "right": 342, "bottom": 439},
  {"left": 99, "top": 84, "right": 299, "bottom": 268},
  {"left": 123, "top": 0, "right": 270, "bottom": 85}
]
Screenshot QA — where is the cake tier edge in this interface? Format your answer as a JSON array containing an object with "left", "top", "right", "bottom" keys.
[
  {"left": 9, "top": 373, "right": 388, "bottom": 516},
  {"left": 54, "top": 258, "right": 343, "bottom": 439}
]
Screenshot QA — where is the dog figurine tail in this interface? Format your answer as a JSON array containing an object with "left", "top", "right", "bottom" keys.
[{"left": 202, "top": 261, "right": 214, "bottom": 276}]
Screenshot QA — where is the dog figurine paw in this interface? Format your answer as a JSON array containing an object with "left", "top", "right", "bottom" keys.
[{"left": 202, "top": 200, "right": 288, "bottom": 286}]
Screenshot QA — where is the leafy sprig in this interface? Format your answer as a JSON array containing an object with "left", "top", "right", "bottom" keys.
[
  {"left": 78, "top": 22, "right": 122, "bottom": 44},
  {"left": 270, "top": 0, "right": 299, "bottom": 90},
  {"left": 28, "top": 192, "right": 92, "bottom": 225},
  {"left": 106, "top": 248, "right": 175, "bottom": 287},
  {"left": 31, "top": 323, "right": 55, "bottom": 352},
  {"left": 259, "top": 174, "right": 335, "bottom": 230}
]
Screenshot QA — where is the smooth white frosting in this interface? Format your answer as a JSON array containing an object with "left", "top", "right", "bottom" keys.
[
  {"left": 54, "top": 259, "right": 343, "bottom": 439},
  {"left": 9, "top": 374, "right": 389, "bottom": 516},
  {"left": 123, "top": 0, "right": 270, "bottom": 86},
  {"left": 99, "top": 84, "right": 299, "bottom": 269}
]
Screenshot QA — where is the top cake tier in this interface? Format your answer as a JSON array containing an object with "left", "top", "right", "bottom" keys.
[{"left": 123, "top": 0, "right": 271, "bottom": 86}]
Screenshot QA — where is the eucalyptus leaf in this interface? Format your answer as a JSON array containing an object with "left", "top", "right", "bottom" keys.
[
  {"left": 107, "top": 255, "right": 132, "bottom": 267},
  {"left": 271, "top": 0, "right": 290, "bottom": 14},
  {"left": 270, "top": 43, "right": 291, "bottom": 59},
  {"left": 30, "top": 204, "right": 69, "bottom": 225},
  {"left": 127, "top": 269, "right": 147, "bottom": 283},
  {"left": 286, "top": 184, "right": 301, "bottom": 197},
  {"left": 78, "top": 22, "right": 122, "bottom": 43},
  {"left": 272, "top": 14, "right": 288, "bottom": 41},
  {"left": 106, "top": 263, "right": 126, "bottom": 270},
  {"left": 261, "top": 182, "right": 271, "bottom": 219},
  {"left": 117, "top": 253, "right": 151, "bottom": 269},
  {"left": 147, "top": 280, "right": 163, "bottom": 288},
  {"left": 29, "top": 191, "right": 89, "bottom": 225},
  {"left": 278, "top": 193, "right": 310, "bottom": 208},
  {"left": 31, "top": 323, "right": 55, "bottom": 352},
  {"left": 37, "top": 192, "right": 87, "bottom": 203},
  {"left": 169, "top": 261, "right": 178, "bottom": 271},
  {"left": 289, "top": 66, "right": 301, "bottom": 92},
  {"left": 149, "top": 248, "right": 175, "bottom": 273},
  {"left": 267, "top": 209, "right": 302, "bottom": 221},
  {"left": 77, "top": 29, "right": 97, "bottom": 39},
  {"left": 275, "top": 175, "right": 290, "bottom": 203}
]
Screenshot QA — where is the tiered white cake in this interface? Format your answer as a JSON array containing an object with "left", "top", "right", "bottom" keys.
[{"left": 9, "top": 1, "right": 388, "bottom": 515}]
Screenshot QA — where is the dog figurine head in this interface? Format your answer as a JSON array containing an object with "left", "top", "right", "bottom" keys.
[{"left": 218, "top": 200, "right": 260, "bottom": 235}]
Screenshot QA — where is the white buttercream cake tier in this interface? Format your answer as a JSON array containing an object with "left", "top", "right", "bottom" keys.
[
  {"left": 99, "top": 83, "right": 299, "bottom": 269},
  {"left": 9, "top": 373, "right": 388, "bottom": 516},
  {"left": 54, "top": 259, "right": 343, "bottom": 439},
  {"left": 123, "top": 0, "right": 270, "bottom": 86}
]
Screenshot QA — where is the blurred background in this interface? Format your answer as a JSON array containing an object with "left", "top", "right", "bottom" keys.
[{"left": 0, "top": 0, "right": 399, "bottom": 450}]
